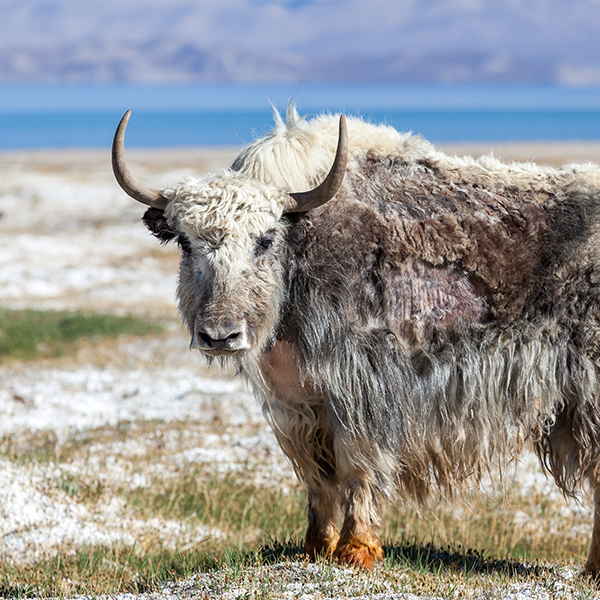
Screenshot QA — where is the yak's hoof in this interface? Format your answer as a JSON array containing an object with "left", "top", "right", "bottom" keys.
[
  {"left": 333, "top": 536, "right": 383, "bottom": 569},
  {"left": 305, "top": 533, "right": 339, "bottom": 559},
  {"left": 582, "top": 562, "right": 600, "bottom": 583}
]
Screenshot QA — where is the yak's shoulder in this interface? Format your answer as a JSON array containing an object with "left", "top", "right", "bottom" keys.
[{"left": 380, "top": 257, "right": 492, "bottom": 345}]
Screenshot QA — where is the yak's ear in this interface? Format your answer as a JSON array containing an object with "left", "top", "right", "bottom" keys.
[{"left": 142, "top": 208, "right": 177, "bottom": 244}]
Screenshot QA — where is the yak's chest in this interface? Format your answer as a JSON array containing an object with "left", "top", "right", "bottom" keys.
[{"left": 259, "top": 341, "right": 316, "bottom": 402}]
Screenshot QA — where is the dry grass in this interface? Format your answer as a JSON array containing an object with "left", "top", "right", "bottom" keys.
[{"left": 0, "top": 412, "right": 598, "bottom": 599}]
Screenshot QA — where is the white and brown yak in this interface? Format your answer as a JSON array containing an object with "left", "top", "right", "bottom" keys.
[{"left": 113, "top": 106, "right": 600, "bottom": 575}]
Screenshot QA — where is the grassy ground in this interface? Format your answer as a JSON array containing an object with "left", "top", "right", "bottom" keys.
[
  {"left": 0, "top": 308, "right": 162, "bottom": 362},
  {"left": 0, "top": 310, "right": 599, "bottom": 598},
  {"left": 0, "top": 416, "right": 598, "bottom": 598}
]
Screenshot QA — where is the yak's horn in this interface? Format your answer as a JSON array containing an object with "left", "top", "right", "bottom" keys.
[
  {"left": 112, "top": 110, "right": 169, "bottom": 210},
  {"left": 285, "top": 115, "right": 348, "bottom": 214}
]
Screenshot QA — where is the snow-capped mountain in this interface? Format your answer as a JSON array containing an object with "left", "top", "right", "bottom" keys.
[{"left": 1, "top": 0, "right": 599, "bottom": 84}]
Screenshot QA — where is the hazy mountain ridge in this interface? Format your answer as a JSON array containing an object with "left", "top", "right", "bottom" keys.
[{"left": 2, "top": 0, "right": 600, "bottom": 84}]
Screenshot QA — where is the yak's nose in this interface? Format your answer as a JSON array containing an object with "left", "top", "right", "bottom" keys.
[{"left": 191, "top": 322, "right": 248, "bottom": 354}]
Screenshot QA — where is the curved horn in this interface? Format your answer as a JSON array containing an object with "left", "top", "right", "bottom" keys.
[
  {"left": 112, "top": 110, "right": 169, "bottom": 210},
  {"left": 285, "top": 114, "right": 348, "bottom": 214}
]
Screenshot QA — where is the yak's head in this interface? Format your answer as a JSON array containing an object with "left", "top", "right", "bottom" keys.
[{"left": 112, "top": 110, "right": 347, "bottom": 360}]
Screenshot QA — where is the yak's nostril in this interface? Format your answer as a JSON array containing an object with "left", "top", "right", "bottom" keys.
[
  {"left": 199, "top": 331, "right": 215, "bottom": 346},
  {"left": 196, "top": 327, "right": 243, "bottom": 351}
]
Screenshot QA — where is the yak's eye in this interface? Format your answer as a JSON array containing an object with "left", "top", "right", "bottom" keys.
[
  {"left": 178, "top": 233, "right": 192, "bottom": 254},
  {"left": 254, "top": 233, "right": 274, "bottom": 257}
]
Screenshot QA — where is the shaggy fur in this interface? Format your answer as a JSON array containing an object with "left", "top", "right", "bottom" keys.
[{"left": 137, "top": 106, "right": 600, "bottom": 574}]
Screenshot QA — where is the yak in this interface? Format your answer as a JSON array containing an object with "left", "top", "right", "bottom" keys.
[{"left": 113, "top": 106, "right": 600, "bottom": 575}]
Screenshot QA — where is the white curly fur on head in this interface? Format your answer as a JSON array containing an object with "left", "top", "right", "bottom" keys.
[{"left": 164, "top": 170, "right": 286, "bottom": 242}]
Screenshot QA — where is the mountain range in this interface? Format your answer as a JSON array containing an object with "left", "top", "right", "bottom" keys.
[{"left": 1, "top": 0, "right": 600, "bottom": 84}]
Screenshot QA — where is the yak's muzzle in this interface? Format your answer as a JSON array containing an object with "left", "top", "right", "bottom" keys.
[{"left": 190, "top": 321, "right": 250, "bottom": 356}]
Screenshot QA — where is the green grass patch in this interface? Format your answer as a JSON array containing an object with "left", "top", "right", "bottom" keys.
[
  {"left": 0, "top": 544, "right": 218, "bottom": 598},
  {"left": 129, "top": 468, "right": 307, "bottom": 546},
  {"left": 0, "top": 308, "right": 162, "bottom": 361}
]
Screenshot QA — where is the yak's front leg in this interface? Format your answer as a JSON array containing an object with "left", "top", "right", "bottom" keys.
[
  {"left": 334, "top": 476, "right": 383, "bottom": 568},
  {"left": 303, "top": 427, "right": 340, "bottom": 558},
  {"left": 585, "top": 485, "right": 600, "bottom": 579},
  {"left": 305, "top": 484, "right": 339, "bottom": 558}
]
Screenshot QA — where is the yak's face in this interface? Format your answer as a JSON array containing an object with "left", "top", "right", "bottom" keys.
[
  {"left": 158, "top": 173, "right": 290, "bottom": 358},
  {"left": 111, "top": 110, "right": 348, "bottom": 359}
]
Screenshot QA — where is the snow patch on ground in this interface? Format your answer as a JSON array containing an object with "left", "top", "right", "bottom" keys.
[
  {"left": 0, "top": 459, "right": 220, "bottom": 562},
  {"left": 0, "top": 364, "right": 256, "bottom": 435}
]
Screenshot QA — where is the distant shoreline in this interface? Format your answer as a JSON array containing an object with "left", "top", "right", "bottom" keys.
[{"left": 3, "top": 141, "right": 600, "bottom": 170}]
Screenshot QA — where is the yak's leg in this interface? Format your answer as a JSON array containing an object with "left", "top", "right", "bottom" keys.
[
  {"left": 304, "top": 428, "right": 340, "bottom": 558},
  {"left": 305, "top": 483, "right": 339, "bottom": 558},
  {"left": 334, "top": 476, "right": 383, "bottom": 568},
  {"left": 585, "top": 485, "right": 600, "bottom": 579},
  {"left": 260, "top": 341, "right": 341, "bottom": 555}
]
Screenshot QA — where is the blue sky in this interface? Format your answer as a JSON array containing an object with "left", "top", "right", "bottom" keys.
[{"left": 2, "top": 1, "right": 600, "bottom": 145}]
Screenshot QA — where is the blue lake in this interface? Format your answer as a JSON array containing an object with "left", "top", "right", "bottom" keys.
[{"left": 1, "top": 83, "right": 600, "bottom": 148}]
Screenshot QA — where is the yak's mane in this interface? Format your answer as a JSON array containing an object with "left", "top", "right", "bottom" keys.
[{"left": 232, "top": 105, "right": 600, "bottom": 195}]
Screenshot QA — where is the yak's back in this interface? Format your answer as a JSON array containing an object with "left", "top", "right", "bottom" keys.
[{"left": 232, "top": 106, "right": 600, "bottom": 196}]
